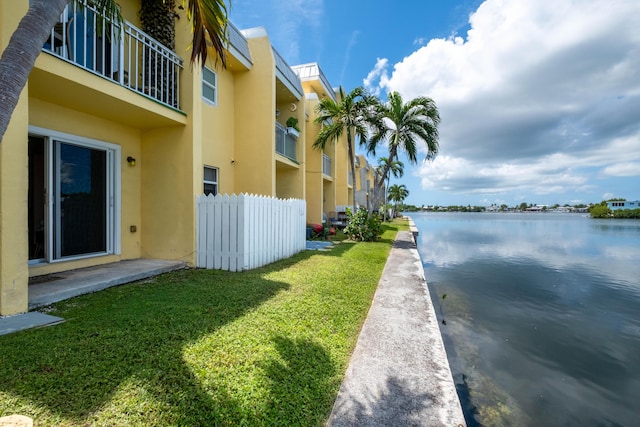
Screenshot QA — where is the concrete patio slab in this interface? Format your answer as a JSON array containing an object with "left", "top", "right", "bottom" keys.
[
  {"left": 0, "top": 312, "right": 64, "bottom": 336},
  {"left": 28, "top": 259, "right": 185, "bottom": 310},
  {"left": 306, "top": 240, "right": 334, "bottom": 250}
]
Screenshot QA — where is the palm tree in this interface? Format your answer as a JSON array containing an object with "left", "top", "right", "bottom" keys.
[
  {"left": 376, "top": 156, "right": 404, "bottom": 221},
  {"left": 0, "top": 0, "right": 228, "bottom": 142},
  {"left": 367, "top": 91, "right": 440, "bottom": 193},
  {"left": 313, "top": 86, "right": 378, "bottom": 213},
  {"left": 388, "top": 184, "right": 409, "bottom": 218}
]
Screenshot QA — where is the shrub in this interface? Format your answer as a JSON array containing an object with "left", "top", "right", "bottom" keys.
[
  {"left": 307, "top": 223, "right": 324, "bottom": 240},
  {"left": 612, "top": 208, "right": 640, "bottom": 219},
  {"left": 344, "top": 208, "right": 383, "bottom": 241},
  {"left": 589, "top": 204, "right": 611, "bottom": 218},
  {"left": 286, "top": 117, "right": 300, "bottom": 131}
]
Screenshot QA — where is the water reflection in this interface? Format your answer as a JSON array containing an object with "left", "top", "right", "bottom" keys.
[{"left": 412, "top": 212, "right": 640, "bottom": 427}]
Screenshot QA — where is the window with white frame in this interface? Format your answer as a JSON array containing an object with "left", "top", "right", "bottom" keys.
[
  {"left": 202, "top": 67, "right": 217, "bottom": 105},
  {"left": 204, "top": 166, "right": 218, "bottom": 196}
]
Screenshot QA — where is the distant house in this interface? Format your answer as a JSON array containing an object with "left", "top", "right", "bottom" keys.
[
  {"left": 554, "top": 206, "right": 572, "bottom": 213},
  {"left": 607, "top": 200, "right": 640, "bottom": 211}
]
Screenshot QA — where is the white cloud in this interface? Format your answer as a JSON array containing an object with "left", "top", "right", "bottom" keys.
[
  {"left": 231, "top": 0, "right": 324, "bottom": 64},
  {"left": 369, "top": 0, "right": 640, "bottom": 203},
  {"left": 413, "top": 37, "right": 427, "bottom": 46},
  {"left": 417, "top": 152, "right": 595, "bottom": 196},
  {"left": 602, "top": 162, "right": 640, "bottom": 177},
  {"left": 339, "top": 31, "right": 360, "bottom": 85},
  {"left": 363, "top": 57, "right": 389, "bottom": 96},
  {"left": 273, "top": 0, "right": 324, "bottom": 63}
]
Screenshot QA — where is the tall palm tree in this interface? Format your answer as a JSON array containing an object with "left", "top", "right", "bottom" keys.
[
  {"left": 377, "top": 156, "right": 404, "bottom": 221},
  {"left": 388, "top": 184, "right": 409, "bottom": 218},
  {"left": 0, "top": 0, "right": 228, "bottom": 142},
  {"left": 367, "top": 91, "right": 440, "bottom": 193},
  {"left": 313, "top": 86, "right": 378, "bottom": 213}
]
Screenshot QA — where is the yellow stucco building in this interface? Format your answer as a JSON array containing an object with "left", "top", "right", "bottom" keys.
[{"left": 0, "top": 1, "right": 383, "bottom": 316}]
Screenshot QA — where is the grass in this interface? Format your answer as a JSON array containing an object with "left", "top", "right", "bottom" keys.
[{"left": 0, "top": 220, "right": 407, "bottom": 426}]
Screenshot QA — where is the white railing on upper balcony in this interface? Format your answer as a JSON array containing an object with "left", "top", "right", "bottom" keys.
[
  {"left": 275, "top": 122, "right": 297, "bottom": 161},
  {"left": 322, "top": 154, "right": 332, "bottom": 177},
  {"left": 42, "top": 0, "right": 183, "bottom": 110}
]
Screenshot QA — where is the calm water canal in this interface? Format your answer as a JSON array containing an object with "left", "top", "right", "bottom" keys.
[{"left": 410, "top": 212, "right": 640, "bottom": 427}]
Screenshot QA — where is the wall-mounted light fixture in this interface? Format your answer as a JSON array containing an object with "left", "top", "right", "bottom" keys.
[{"left": 126, "top": 156, "right": 136, "bottom": 166}]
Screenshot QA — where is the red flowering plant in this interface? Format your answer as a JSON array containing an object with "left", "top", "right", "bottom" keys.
[{"left": 307, "top": 223, "right": 336, "bottom": 240}]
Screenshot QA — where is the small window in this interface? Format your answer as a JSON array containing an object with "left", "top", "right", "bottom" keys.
[
  {"left": 202, "top": 67, "right": 217, "bottom": 105},
  {"left": 204, "top": 166, "right": 218, "bottom": 196}
]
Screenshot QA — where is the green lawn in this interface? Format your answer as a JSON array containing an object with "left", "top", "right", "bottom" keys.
[{"left": 0, "top": 221, "right": 407, "bottom": 426}]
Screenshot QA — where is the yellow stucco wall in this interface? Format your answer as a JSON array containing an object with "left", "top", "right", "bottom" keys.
[
  {"left": 117, "top": 0, "right": 141, "bottom": 28},
  {"left": 233, "top": 33, "right": 276, "bottom": 196},
  {"left": 200, "top": 64, "right": 236, "bottom": 194},
  {"left": 276, "top": 166, "right": 301, "bottom": 199},
  {"left": 140, "top": 5, "right": 197, "bottom": 264},
  {"left": 0, "top": 1, "right": 29, "bottom": 314},
  {"left": 303, "top": 95, "right": 324, "bottom": 224}
]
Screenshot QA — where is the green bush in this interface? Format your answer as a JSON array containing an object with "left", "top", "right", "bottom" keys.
[
  {"left": 612, "top": 208, "right": 640, "bottom": 219},
  {"left": 589, "top": 204, "right": 611, "bottom": 218},
  {"left": 344, "top": 208, "right": 383, "bottom": 241}
]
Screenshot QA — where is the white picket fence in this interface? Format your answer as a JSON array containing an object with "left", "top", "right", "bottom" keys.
[{"left": 196, "top": 193, "right": 307, "bottom": 271}]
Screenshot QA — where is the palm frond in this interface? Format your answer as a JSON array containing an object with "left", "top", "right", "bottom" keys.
[{"left": 183, "top": 0, "right": 228, "bottom": 68}]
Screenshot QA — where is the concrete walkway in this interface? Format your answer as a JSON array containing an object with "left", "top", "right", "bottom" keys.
[{"left": 327, "top": 231, "right": 466, "bottom": 426}]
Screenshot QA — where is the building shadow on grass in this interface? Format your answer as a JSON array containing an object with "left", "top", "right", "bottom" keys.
[
  {"left": 0, "top": 269, "right": 289, "bottom": 425},
  {"left": 328, "top": 376, "right": 439, "bottom": 427},
  {"left": 261, "top": 335, "right": 337, "bottom": 425}
]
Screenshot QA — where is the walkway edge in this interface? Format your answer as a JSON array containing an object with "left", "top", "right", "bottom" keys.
[{"left": 327, "top": 230, "right": 466, "bottom": 426}]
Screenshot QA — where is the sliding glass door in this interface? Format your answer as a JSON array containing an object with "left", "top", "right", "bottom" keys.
[
  {"left": 55, "top": 142, "right": 107, "bottom": 257},
  {"left": 28, "top": 130, "right": 120, "bottom": 263}
]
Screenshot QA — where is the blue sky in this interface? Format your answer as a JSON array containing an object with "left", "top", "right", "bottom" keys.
[{"left": 230, "top": 0, "right": 640, "bottom": 207}]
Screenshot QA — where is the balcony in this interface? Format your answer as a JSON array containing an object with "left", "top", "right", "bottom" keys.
[
  {"left": 42, "top": 0, "right": 183, "bottom": 110},
  {"left": 275, "top": 122, "right": 297, "bottom": 162},
  {"left": 226, "top": 21, "right": 252, "bottom": 71},
  {"left": 322, "top": 154, "right": 332, "bottom": 178},
  {"left": 291, "top": 62, "right": 336, "bottom": 101},
  {"left": 272, "top": 47, "right": 303, "bottom": 101}
]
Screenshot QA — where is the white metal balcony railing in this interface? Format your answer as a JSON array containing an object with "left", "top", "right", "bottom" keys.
[
  {"left": 322, "top": 154, "right": 332, "bottom": 177},
  {"left": 275, "top": 122, "right": 297, "bottom": 162},
  {"left": 348, "top": 170, "right": 353, "bottom": 186},
  {"left": 43, "top": 0, "right": 183, "bottom": 109}
]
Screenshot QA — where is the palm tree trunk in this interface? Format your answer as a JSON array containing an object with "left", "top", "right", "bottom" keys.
[
  {"left": 384, "top": 175, "right": 390, "bottom": 221},
  {"left": 375, "top": 144, "right": 398, "bottom": 193},
  {"left": 0, "top": 0, "right": 71, "bottom": 142},
  {"left": 347, "top": 129, "right": 357, "bottom": 214}
]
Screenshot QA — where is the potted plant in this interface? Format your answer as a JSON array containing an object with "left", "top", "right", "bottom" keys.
[{"left": 286, "top": 117, "right": 300, "bottom": 138}]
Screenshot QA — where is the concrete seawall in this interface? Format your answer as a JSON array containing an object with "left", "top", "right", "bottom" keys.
[{"left": 327, "top": 226, "right": 466, "bottom": 426}]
